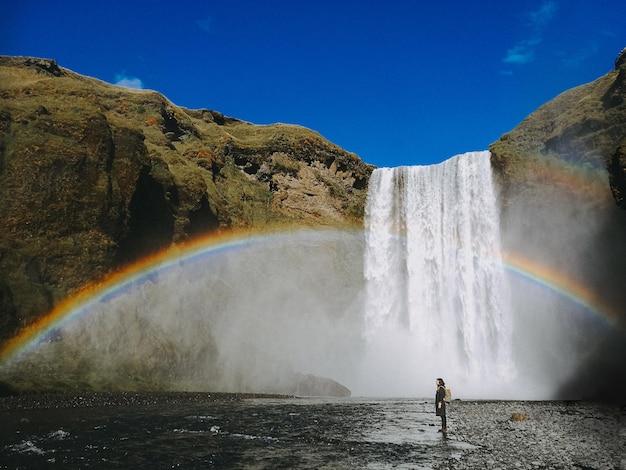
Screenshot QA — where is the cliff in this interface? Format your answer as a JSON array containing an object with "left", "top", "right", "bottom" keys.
[
  {"left": 1, "top": 51, "right": 626, "bottom": 398},
  {"left": 0, "top": 56, "right": 373, "bottom": 341},
  {"left": 489, "top": 49, "right": 626, "bottom": 323},
  {"left": 490, "top": 47, "right": 626, "bottom": 208},
  {"left": 489, "top": 48, "right": 626, "bottom": 399}
]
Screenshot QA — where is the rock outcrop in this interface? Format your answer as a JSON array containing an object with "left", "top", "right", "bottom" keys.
[{"left": 0, "top": 56, "right": 373, "bottom": 342}]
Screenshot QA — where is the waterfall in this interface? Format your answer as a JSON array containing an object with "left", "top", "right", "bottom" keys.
[
  {"left": 361, "top": 151, "right": 515, "bottom": 398},
  {"left": 4, "top": 148, "right": 617, "bottom": 399}
]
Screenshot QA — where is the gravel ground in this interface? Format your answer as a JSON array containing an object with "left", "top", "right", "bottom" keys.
[
  {"left": 0, "top": 391, "right": 294, "bottom": 410},
  {"left": 434, "top": 400, "right": 626, "bottom": 470}
]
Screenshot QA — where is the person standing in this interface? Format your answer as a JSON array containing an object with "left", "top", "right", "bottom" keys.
[{"left": 435, "top": 378, "right": 447, "bottom": 433}]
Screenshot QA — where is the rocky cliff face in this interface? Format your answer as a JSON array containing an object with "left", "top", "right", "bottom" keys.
[{"left": 0, "top": 56, "right": 373, "bottom": 342}]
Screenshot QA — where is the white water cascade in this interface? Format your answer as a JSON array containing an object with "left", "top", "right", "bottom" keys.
[
  {"left": 360, "top": 151, "right": 516, "bottom": 398},
  {"left": 4, "top": 150, "right": 620, "bottom": 400}
]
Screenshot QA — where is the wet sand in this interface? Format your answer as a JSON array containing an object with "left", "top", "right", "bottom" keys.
[{"left": 435, "top": 400, "right": 626, "bottom": 470}]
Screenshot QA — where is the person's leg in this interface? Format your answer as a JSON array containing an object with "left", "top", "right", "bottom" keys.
[{"left": 441, "top": 414, "right": 447, "bottom": 431}]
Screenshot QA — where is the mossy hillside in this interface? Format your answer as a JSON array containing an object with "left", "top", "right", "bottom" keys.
[
  {"left": 490, "top": 51, "right": 626, "bottom": 207},
  {"left": 0, "top": 56, "right": 374, "bottom": 341}
]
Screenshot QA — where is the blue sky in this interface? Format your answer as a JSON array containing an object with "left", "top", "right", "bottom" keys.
[{"left": 2, "top": 1, "right": 624, "bottom": 168}]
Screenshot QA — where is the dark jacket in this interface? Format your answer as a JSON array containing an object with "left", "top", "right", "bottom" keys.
[{"left": 435, "top": 385, "right": 446, "bottom": 416}]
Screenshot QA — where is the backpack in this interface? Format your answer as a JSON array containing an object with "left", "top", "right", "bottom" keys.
[{"left": 444, "top": 388, "right": 452, "bottom": 403}]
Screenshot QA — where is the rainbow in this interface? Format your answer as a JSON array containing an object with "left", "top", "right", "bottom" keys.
[
  {"left": 496, "top": 158, "right": 619, "bottom": 326},
  {"left": 0, "top": 228, "right": 314, "bottom": 366},
  {"left": 0, "top": 228, "right": 620, "bottom": 367},
  {"left": 502, "top": 251, "right": 620, "bottom": 328}
]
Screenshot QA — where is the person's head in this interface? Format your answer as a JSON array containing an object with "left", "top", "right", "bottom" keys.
[{"left": 436, "top": 378, "right": 445, "bottom": 387}]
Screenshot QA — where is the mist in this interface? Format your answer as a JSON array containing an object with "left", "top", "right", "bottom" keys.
[
  {"left": 499, "top": 169, "right": 626, "bottom": 401},
  {"left": 2, "top": 153, "right": 625, "bottom": 400},
  {"left": 0, "top": 230, "right": 370, "bottom": 395}
]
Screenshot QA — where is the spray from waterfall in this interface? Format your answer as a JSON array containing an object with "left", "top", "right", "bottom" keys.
[
  {"left": 360, "top": 151, "right": 515, "bottom": 398},
  {"left": 2, "top": 152, "right": 620, "bottom": 399}
]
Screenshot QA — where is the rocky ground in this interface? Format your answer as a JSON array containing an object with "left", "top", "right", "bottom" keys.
[
  {"left": 0, "top": 391, "right": 295, "bottom": 410},
  {"left": 435, "top": 400, "right": 626, "bottom": 470},
  {"left": 1, "top": 394, "right": 624, "bottom": 468}
]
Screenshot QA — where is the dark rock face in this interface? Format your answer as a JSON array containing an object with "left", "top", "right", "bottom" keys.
[
  {"left": 115, "top": 166, "right": 177, "bottom": 263},
  {"left": 608, "top": 139, "right": 626, "bottom": 206},
  {"left": 0, "top": 56, "right": 374, "bottom": 342}
]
